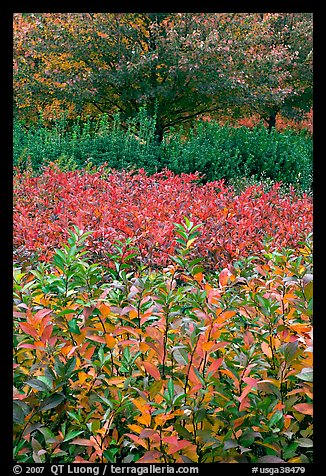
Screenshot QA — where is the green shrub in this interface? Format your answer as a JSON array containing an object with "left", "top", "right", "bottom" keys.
[{"left": 164, "top": 122, "right": 312, "bottom": 191}]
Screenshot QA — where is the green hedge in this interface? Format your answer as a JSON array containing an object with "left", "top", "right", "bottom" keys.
[{"left": 14, "top": 111, "right": 312, "bottom": 192}]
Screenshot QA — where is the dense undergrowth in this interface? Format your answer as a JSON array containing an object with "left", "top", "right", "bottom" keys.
[
  {"left": 13, "top": 111, "right": 313, "bottom": 192},
  {"left": 13, "top": 166, "right": 312, "bottom": 271},
  {"left": 13, "top": 111, "right": 313, "bottom": 463},
  {"left": 13, "top": 223, "right": 313, "bottom": 463}
]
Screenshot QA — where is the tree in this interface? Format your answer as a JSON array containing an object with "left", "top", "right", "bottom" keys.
[
  {"left": 13, "top": 13, "right": 239, "bottom": 139},
  {"left": 13, "top": 13, "right": 313, "bottom": 138},
  {"left": 227, "top": 13, "right": 313, "bottom": 131}
]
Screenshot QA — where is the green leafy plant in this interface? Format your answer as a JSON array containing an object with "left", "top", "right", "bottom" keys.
[{"left": 13, "top": 224, "right": 313, "bottom": 463}]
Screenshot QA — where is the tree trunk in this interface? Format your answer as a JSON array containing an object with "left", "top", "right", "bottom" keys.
[
  {"left": 267, "top": 113, "right": 277, "bottom": 133},
  {"left": 155, "top": 122, "right": 164, "bottom": 143}
]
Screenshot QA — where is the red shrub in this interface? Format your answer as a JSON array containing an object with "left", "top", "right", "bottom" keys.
[{"left": 13, "top": 166, "right": 312, "bottom": 269}]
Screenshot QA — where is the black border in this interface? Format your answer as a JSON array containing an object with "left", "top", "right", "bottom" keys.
[{"left": 4, "top": 2, "right": 322, "bottom": 475}]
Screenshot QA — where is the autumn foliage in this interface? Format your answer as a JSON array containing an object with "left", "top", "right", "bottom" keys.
[
  {"left": 13, "top": 11, "right": 313, "bottom": 465},
  {"left": 13, "top": 223, "right": 313, "bottom": 463},
  {"left": 14, "top": 166, "right": 312, "bottom": 271},
  {"left": 13, "top": 168, "right": 313, "bottom": 463}
]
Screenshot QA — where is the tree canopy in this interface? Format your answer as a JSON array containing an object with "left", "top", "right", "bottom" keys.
[{"left": 13, "top": 13, "right": 313, "bottom": 138}]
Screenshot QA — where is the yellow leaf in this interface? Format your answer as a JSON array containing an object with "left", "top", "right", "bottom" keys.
[
  {"left": 255, "top": 441, "right": 280, "bottom": 452},
  {"left": 181, "top": 443, "right": 199, "bottom": 462},
  {"left": 288, "top": 457, "right": 303, "bottom": 463},
  {"left": 106, "top": 377, "right": 126, "bottom": 387},
  {"left": 186, "top": 238, "right": 197, "bottom": 249},
  {"left": 127, "top": 424, "right": 143, "bottom": 434},
  {"left": 78, "top": 371, "right": 89, "bottom": 385},
  {"left": 137, "top": 413, "right": 151, "bottom": 426}
]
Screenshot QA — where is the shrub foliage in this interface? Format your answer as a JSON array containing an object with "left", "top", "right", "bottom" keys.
[
  {"left": 14, "top": 167, "right": 312, "bottom": 271},
  {"left": 13, "top": 112, "right": 312, "bottom": 191},
  {"left": 13, "top": 224, "right": 313, "bottom": 463}
]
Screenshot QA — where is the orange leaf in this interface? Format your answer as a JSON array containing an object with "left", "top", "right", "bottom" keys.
[
  {"left": 202, "top": 341, "right": 214, "bottom": 352},
  {"left": 217, "top": 310, "right": 236, "bottom": 324},
  {"left": 261, "top": 342, "right": 273, "bottom": 358},
  {"left": 125, "top": 434, "right": 148, "bottom": 449},
  {"left": 86, "top": 335, "right": 106, "bottom": 344},
  {"left": 139, "top": 341, "right": 150, "bottom": 353},
  {"left": 137, "top": 451, "right": 163, "bottom": 463},
  {"left": 98, "top": 303, "right": 111, "bottom": 317},
  {"left": 127, "top": 424, "right": 143, "bottom": 434},
  {"left": 129, "top": 309, "right": 138, "bottom": 319},
  {"left": 77, "top": 371, "right": 89, "bottom": 385},
  {"left": 188, "top": 366, "right": 202, "bottom": 385},
  {"left": 105, "top": 334, "right": 116, "bottom": 349},
  {"left": 233, "top": 416, "right": 245, "bottom": 429},
  {"left": 194, "top": 272, "right": 203, "bottom": 283},
  {"left": 142, "top": 361, "right": 161, "bottom": 381},
  {"left": 137, "top": 413, "right": 151, "bottom": 426}
]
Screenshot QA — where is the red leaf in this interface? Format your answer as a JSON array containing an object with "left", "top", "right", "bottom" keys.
[
  {"left": 70, "top": 438, "right": 94, "bottom": 446},
  {"left": 19, "top": 322, "right": 38, "bottom": 338},
  {"left": 137, "top": 451, "right": 163, "bottom": 463},
  {"left": 293, "top": 403, "right": 313, "bottom": 416},
  {"left": 219, "top": 268, "right": 232, "bottom": 287},
  {"left": 163, "top": 436, "right": 192, "bottom": 454},
  {"left": 206, "top": 357, "right": 223, "bottom": 376},
  {"left": 41, "top": 324, "right": 53, "bottom": 342}
]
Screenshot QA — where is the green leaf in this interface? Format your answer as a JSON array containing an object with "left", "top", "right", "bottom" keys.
[
  {"left": 282, "top": 341, "right": 299, "bottom": 363},
  {"left": 295, "top": 438, "right": 313, "bottom": 448},
  {"left": 174, "top": 422, "right": 193, "bottom": 440},
  {"left": 68, "top": 318, "right": 81, "bottom": 335},
  {"left": 36, "top": 375, "right": 53, "bottom": 390},
  {"left": 258, "top": 456, "right": 285, "bottom": 463},
  {"left": 65, "top": 356, "right": 77, "bottom": 376},
  {"left": 269, "top": 410, "right": 283, "bottom": 427},
  {"left": 40, "top": 393, "right": 65, "bottom": 411},
  {"left": 25, "top": 378, "right": 50, "bottom": 392},
  {"left": 195, "top": 408, "right": 207, "bottom": 423},
  {"left": 172, "top": 347, "right": 188, "bottom": 365},
  {"left": 296, "top": 367, "right": 313, "bottom": 382},
  {"left": 37, "top": 427, "right": 57, "bottom": 444},
  {"left": 223, "top": 439, "right": 238, "bottom": 450},
  {"left": 13, "top": 401, "right": 26, "bottom": 424},
  {"left": 167, "top": 378, "right": 174, "bottom": 401},
  {"left": 67, "top": 410, "right": 82, "bottom": 422},
  {"left": 64, "top": 429, "right": 84, "bottom": 442}
]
